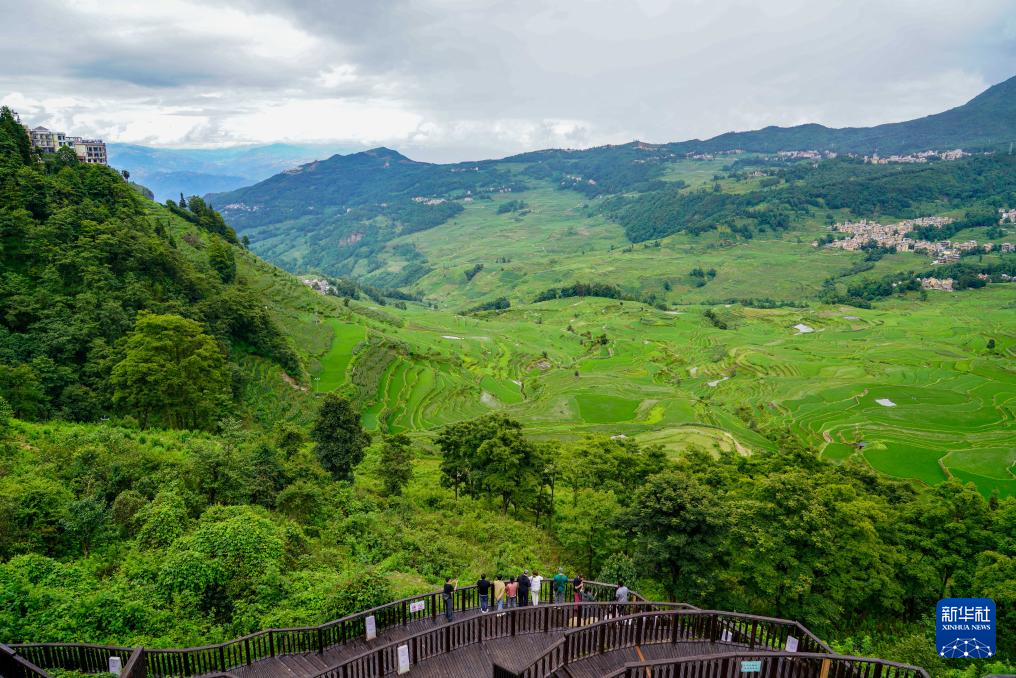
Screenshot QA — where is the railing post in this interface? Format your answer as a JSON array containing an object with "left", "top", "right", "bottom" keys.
[
  {"left": 218, "top": 645, "right": 225, "bottom": 672},
  {"left": 511, "top": 610, "right": 517, "bottom": 637},
  {"left": 431, "top": 593, "right": 437, "bottom": 621},
  {"left": 182, "top": 652, "right": 190, "bottom": 677},
  {"left": 402, "top": 600, "right": 408, "bottom": 626},
  {"left": 244, "top": 638, "right": 251, "bottom": 665},
  {"left": 317, "top": 628, "right": 324, "bottom": 655},
  {"left": 77, "top": 646, "right": 86, "bottom": 673},
  {"left": 269, "top": 631, "right": 275, "bottom": 658}
]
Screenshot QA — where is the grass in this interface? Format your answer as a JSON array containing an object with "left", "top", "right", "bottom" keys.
[
  {"left": 233, "top": 165, "right": 1014, "bottom": 497},
  {"left": 302, "top": 286, "right": 1016, "bottom": 497},
  {"left": 315, "top": 320, "right": 367, "bottom": 391}
]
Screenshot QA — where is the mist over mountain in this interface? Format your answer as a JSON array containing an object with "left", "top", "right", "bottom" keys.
[{"left": 107, "top": 142, "right": 353, "bottom": 201}]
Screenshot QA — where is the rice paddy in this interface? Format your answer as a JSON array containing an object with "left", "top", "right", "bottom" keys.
[{"left": 307, "top": 286, "right": 1016, "bottom": 497}]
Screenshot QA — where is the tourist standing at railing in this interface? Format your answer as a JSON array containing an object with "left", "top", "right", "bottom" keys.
[
  {"left": 530, "top": 571, "right": 543, "bottom": 606},
  {"left": 443, "top": 577, "right": 458, "bottom": 621},
  {"left": 493, "top": 575, "right": 506, "bottom": 612},
  {"left": 572, "top": 573, "right": 584, "bottom": 603},
  {"left": 477, "top": 574, "right": 491, "bottom": 613},
  {"left": 553, "top": 569, "right": 568, "bottom": 604},
  {"left": 506, "top": 577, "right": 518, "bottom": 608},
  {"left": 518, "top": 571, "right": 530, "bottom": 606},
  {"left": 614, "top": 581, "right": 630, "bottom": 616}
]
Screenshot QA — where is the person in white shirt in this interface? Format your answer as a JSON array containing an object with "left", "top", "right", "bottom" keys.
[{"left": 530, "top": 571, "right": 543, "bottom": 606}]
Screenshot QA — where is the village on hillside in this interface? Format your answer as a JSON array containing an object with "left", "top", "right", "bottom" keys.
[{"left": 818, "top": 213, "right": 1014, "bottom": 264}]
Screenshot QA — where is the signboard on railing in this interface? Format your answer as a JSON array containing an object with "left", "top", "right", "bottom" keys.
[
  {"left": 410, "top": 600, "right": 426, "bottom": 614},
  {"left": 397, "top": 644, "right": 410, "bottom": 674},
  {"left": 786, "top": 635, "right": 799, "bottom": 652},
  {"left": 365, "top": 615, "right": 377, "bottom": 641},
  {"left": 741, "top": 660, "right": 762, "bottom": 673}
]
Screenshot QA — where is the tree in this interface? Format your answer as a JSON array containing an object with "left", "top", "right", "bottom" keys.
[
  {"left": 311, "top": 393, "right": 370, "bottom": 481},
  {"left": 378, "top": 434, "right": 414, "bottom": 496},
  {"left": 0, "top": 395, "right": 11, "bottom": 439},
  {"left": 208, "top": 238, "right": 237, "bottom": 283},
  {"left": 110, "top": 312, "right": 230, "bottom": 429},
  {"left": 616, "top": 470, "right": 726, "bottom": 602},
  {"left": 0, "top": 364, "right": 48, "bottom": 420},
  {"left": 63, "top": 497, "right": 108, "bottom": 556}
]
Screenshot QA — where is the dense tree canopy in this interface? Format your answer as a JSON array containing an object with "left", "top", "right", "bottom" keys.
[
  {"left": 110, "top": 312, "right": 230, "bottom": 429},
  {"left": 0, "top": 106, "right": 300, "bottom": 422}
]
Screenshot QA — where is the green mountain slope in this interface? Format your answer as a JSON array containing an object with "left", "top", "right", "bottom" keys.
[{"left": 209, "top": 75, "right": 1016, "bottom": 286}]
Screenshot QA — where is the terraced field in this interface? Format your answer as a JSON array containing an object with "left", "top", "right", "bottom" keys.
[{"left": 309, "top": 286, "right": 1016, "bottom": 497}]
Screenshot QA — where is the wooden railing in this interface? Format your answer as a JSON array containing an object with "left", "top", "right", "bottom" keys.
[
  {"left": 10, "top": 643, "right": 136, "bottom": 676},
  {"left": 0, "top": 643, "right": 54, "bottom": 678},
  {"left": 7, "top": 580, "right": 631, "bottom": 678},
  {"left": 600, "top": 651, "right": 931, "bottom": 678},
  {"left": 497, "top": 609, "right": 834, "bottom": 678},
  {"left": 311, "top": 604, "right": 815, "bottom": 678}
]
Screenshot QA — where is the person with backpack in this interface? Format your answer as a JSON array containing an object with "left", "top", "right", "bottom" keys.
[
  {"left": 477, "top": 573, "right": 491, "bottom": 613},
  {"left": 553, "top": 569, "right": 568, "bottom": 604},
  {"left": 518, "top": 570, "right": 531, "bottom": 607}
]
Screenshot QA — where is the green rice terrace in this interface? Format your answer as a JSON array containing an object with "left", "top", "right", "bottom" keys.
[{"left": 303, "top": 286, "right": 1016, "bottom": 497}]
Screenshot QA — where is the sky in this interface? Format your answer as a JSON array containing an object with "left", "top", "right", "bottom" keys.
[{"left": 3, "top": 0, "right": 1015, "bottom": 162}]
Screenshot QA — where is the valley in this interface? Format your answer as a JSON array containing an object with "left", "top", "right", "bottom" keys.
[{"left": 221, "top": 149, "right": 1016, "bottom": 498}]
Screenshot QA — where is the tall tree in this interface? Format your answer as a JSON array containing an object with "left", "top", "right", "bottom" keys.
[
  {"left": 208, "top": 237, "right": 237, "bottom": 283},
  {"left": 378, "top": 433, "right": 414, "bottom": 496},
  {"left": 311, "top": 393, "right": 370, "bottom": 481},
  {"left": 110, "top": 312, "right": 230, "bottom": 429}
]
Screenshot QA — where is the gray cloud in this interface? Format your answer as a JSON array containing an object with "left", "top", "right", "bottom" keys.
[{"left": 2, "top": 0, "right": 1014, "bottom": 161}]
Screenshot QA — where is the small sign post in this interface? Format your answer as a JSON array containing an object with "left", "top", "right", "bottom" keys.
[
  {"left": 365, "top": 615, "right": 377, "bottom": 641},
  {"left": 741, "top": 660, "right": 762, "bottom": 673},
  {"left": 397, "top": 644, "right": 410, "bottom": 675},
  {"left": 786, "top": 635, "right": 799, "bottom": 652},
  {"left": 108, "top": 657, "right": 123, "bottom": 676},
  {"left": 721, "top": 629, "right": 733, "bottom": 642}
]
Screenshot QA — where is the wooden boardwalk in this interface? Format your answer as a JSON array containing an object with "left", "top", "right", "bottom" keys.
[
  {"left": 220, "top": 612, "right": 749, "bottom": 678},
  {"left": 226, "top": 609, "right": 491, "bottom": 678}
]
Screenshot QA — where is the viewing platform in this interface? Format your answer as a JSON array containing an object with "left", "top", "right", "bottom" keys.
[{"left": 1, "top": 582, "right": 929, "bottom": 678}]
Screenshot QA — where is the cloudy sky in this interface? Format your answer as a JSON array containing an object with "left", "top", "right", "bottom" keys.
[{"left": 3, "top": 0, "right": 1015, "bottom": 162}]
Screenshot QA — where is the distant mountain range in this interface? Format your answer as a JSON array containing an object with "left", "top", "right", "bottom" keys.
[
  {"left": 107, "top": 142, "right": 352, "bottom": 201},
  {"left": 204, "top": 74, "right": 1016, "bottom": 278},
  {"left": 668, "top": 73, "right": 1016, "bottom": 155}
]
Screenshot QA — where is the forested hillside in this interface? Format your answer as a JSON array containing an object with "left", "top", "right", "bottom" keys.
[
  {"left": 3, "top": 100, "right": 1016, "bottom": 678},
  {"left": 0, "top": 108, "right": 304, "bottom": 427}
]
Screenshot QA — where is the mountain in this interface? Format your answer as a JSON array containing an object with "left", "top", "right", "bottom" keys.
[
  {"left": 107, "top": 142, "right": 353, "bottom": 201},
  {"left": 208, "top": 74, "right": 1016, "bottom": 284},
  {"left": 208, "top": 147, "right": 524, "bottom": 277},
  {"left": 676, "top": 74, "right": 1016, "bottom": 155}
]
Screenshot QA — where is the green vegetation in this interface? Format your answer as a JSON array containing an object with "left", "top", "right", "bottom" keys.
[{"left": 4, "top": 91, "right": 1016, "bottom": 678}]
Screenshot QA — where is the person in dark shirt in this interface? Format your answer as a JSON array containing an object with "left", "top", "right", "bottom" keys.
[
  {"left": 517, "top": 570, "right": 531, "bottom": 607},
  {"left": 443, "top": 577, "right": 457, "bottom": 621},
  {"left": 572, "top": 573, "right": 584, "bottom": 604},
  {"left": 477, "top": 574, "right": 491, "bottom": 613}
]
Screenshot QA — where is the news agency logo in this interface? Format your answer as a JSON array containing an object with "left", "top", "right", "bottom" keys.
[{"left": 937, "top": 598, "right": 995, "bottom": 659}]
